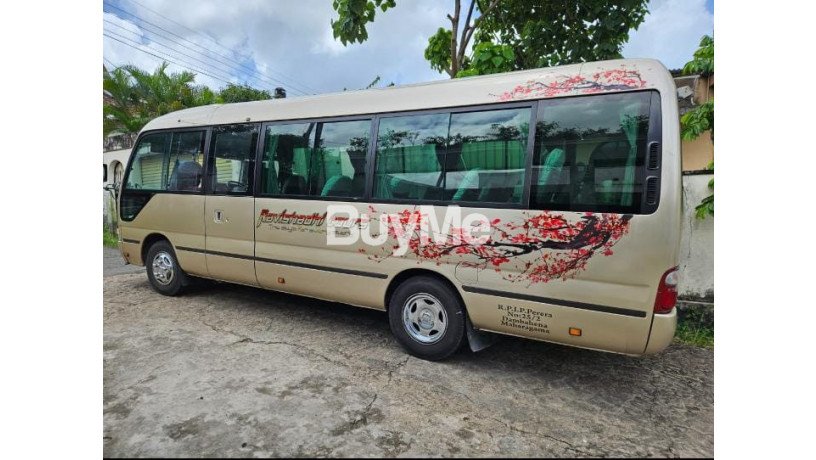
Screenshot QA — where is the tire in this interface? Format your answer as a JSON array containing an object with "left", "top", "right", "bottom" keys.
[
  {"left": 145, "top": 240, "right": 188, "bottom": 296},
  {"left": 388, "top": 276, "right": 466, "bottom": 361}
]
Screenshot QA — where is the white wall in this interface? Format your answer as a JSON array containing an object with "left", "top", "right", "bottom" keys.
[
  {"left": 103, "top": 149, "right": 131, "bottom": 232},
  {"left": 678, "top": 173, "right": 714, "bottom": 300}
]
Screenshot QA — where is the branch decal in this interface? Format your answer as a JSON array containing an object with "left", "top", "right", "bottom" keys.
[
  {"left": 357, "top": 206, "right": 632, "bottom": 285},
  {"left": 494, "top": 68, "right": 647, "bottom": 101}
]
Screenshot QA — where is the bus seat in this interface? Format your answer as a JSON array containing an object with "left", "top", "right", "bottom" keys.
[
  {"left": 282, "top": 174, "right": 307, "bottom": 195},
  {"left": 452, "top": 168, "right": 480, "bottom": 201},
  {"left": 351, "top": 174, "right": 366, "bottom": 197},
  {"left": 534, "top": 148, "right": 566, "bottom": 204},
  {"left": 321, "top": 175, "right": 353, "bottom": 197},
  {"left": 581, "top": 139, "right": 629, "bottom": 205},
  {"left": 169, "top": 160, "right": 202, "bottom": 192}
]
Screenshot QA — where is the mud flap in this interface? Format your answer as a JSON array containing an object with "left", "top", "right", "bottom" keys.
[{"left": 466, "top": 315, "right": 498, "bottom": 352}]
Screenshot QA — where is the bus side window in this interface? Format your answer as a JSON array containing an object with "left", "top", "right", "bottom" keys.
[
  {"left": 167, "top": 131, "right": 206, "bottom": 192},
  {"left": 262, "top": 122, "right": 316, "bottom": 196},
  {"left": 531, "top": 92, "right": 652, "bottom": 214},
  {"left": 447, "top": 107, "right": 530, "bottom": 204},
  {"left": 374, "top": 113, "right": 448, "bottom": 201},
  {"left": 262, "top": 120, "right": 371, "bottom": 199},
  {"left": 208, "top": 125, "right": 258, "bottom": 195},
  {"left": 124, "top": 132, "right": 170, "bottom": 191}
]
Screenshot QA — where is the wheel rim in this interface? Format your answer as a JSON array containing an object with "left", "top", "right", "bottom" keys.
[
  {"left": 151, "top": 251, "right": 175, "bottom": 286},
  {"left": 402, "top": 293, "right": 447, "bottom": 344}
]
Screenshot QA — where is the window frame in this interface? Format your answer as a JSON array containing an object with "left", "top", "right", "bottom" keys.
[
  {"left": 529, "top": 89, "right": 662, "bottom": 215},
  {"left": 369, "top": 100, "right": 537, "bottom": 209},
  {"left": 121, "top": 127, "right": 212, "bottom": 197},
  {"left": 125, "top": 88, "right": 662, "bottom": 215},
  {"left": 205, "top": 123, "right": 260, "bottom": 197},
  {"left": 255, "top": 115, "right": 375, "bottom": 201}
]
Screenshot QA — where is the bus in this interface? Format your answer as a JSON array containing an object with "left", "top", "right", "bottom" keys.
[{"left": 115, "top": 58, "right": 681, "bottom": 361}]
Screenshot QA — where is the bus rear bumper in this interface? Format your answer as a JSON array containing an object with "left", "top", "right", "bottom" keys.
[{"left": 643, "top": 308, "right": 677, "bottom": 354}]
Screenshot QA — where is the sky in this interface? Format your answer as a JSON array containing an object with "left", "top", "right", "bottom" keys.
[{"left": 102, "top": 0, "right": 714, "bottom": 97}]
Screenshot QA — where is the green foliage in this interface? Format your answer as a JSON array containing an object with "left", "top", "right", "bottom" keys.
[
  {"left": 456, "top": 42, "right": 515, "bottom": 78},
  {"left": 680, "top": 35, "right": 715, "bottom": 219},
  {"left": 682, "top": 35, "right": 714, "bottom": 76},
  {"left": 680, "top": 99, "right": 714, "bottom": 141},
  {"left": 333, "top": 0, "right": 648, "bottom": 79},
  {"left": 693, "top": 161, "right": 714, "bottom": 219},
  {"left": 103, "top": 62, "right": 271, "bottom": 137},
  {"left": 479, "top": 0, "right": 649, "bottom": 68},
  {"left": 217, "top": 83, "right": 272, "bottom": 103},
  {"left": 331, "top": 0, "right": 396, "bottom": 45},
  {"left": 103, "top": 62, "right": 212, "bottom": 136},
  {"left": 695, "top": 194, "right": 714, "bottom": 219},
  {"left": 424, "top": 28, "right": 453, "bottom": 74},
  {"left": 674, "top": 307, "right": 714, "bottom": 348},
  {"left": 103, "top": 228, "right": 119, "bottom": 248}
]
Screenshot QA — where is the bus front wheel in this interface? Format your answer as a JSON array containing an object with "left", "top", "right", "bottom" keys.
[
  {"left": 145, "top": 240, "right": 188, "bottom": 296},
  {"left": 388, "top": 276, "right": 465, "bottom": 361}
]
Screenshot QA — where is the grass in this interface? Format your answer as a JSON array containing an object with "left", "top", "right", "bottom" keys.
[
  {"left": 674, "top": 307, "right": 714, "bottom": 348},
  {"left": 103, "top": 228, "right": 119, "bottom": 248}
]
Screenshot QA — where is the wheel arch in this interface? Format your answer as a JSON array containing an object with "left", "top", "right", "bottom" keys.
[
  {"left": 141, "top": 232, "right": 171, "bottom": 264},
  {"left": 385, "top": 268, "right": 467, "bottom": 314}
]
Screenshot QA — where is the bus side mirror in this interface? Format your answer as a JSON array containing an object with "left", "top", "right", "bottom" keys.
[{"left": 103, "top": 164, "right": 108, "bottom": 182}]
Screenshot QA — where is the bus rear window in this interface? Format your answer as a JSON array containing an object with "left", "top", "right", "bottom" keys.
[{"left": 531, "top": 92, "right": 652, "bottom": 214}]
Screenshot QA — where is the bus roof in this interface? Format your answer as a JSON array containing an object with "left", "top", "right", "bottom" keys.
[{"left": 141, "top": 58, "right": 673, "bottom": 132}]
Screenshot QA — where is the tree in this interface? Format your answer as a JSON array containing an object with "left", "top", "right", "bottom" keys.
[
  {"left": 103, "top": 62, "right": 212, "bottom": 138},
  {"left": 331, "top": 0, "right": 648, "bottom": 78},
  {"left": 103, "top": 62, "right": 272, "bottom": 140},
  {"left": 217, "top": 83, "right": 272, "bottom": 103},
  {"left": 680, "top": 35, "right": 714, "bottom": 219}
]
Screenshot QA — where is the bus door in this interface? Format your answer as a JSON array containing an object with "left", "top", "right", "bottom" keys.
[
  {"left": 253, "top": 119, "right": 385, "bottom": 307},
  {"left": 204, "top": 124, "right": 259, "bottom": 286}
]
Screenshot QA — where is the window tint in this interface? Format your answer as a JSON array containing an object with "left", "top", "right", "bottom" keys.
[
  {"left": 374, "top": 113, "right": 448, "bottom": 201},
  {"left": 262, "top": 119, "right": 370, "bottom": 198},
  {"left": 374, "top": 107, "right": 530, "bottom": 204},
  {"left": 124, "top": 131, "right": 206, "bottom": 193},
  {"left": 262, "top": 122, "right": 316, "bottom": 195},
  {"left": 125, "top": 132, "right": 170, "bottom": 191},
  {"left": 209, "top": 124, "right": 257, "bottom": 195},
  {"left": 447, "top": 108, "right": 530, "bottom": 204},
  {"left": 531, "top": 92, "right": 651, "bottom": 213},
  {"left": 167, "top": 131, "right": 205, "bottom": 192}
]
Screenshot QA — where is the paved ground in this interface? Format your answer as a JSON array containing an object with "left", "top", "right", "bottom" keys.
[
  {"left": 103, "top": 249, "right": 713, "bottom": 457},
  {"left": 104, "top": 246, "right": 142, "bottom": 277}
]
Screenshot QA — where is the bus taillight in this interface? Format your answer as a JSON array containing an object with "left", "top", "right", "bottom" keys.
[{"left": 654, "top": 267, "right": 679, "bottom": 314}]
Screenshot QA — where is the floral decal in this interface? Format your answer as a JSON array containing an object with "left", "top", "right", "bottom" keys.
[
  {"left": 495, "top": 68, "right": 647, "bottom": 101},
  {"left": 358, "top": 207, "right": 631, "bottom": 285}
]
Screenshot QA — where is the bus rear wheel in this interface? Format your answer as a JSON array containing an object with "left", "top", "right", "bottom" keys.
[
  {"left": 145, "top": 240, "right": 188, "bottom": 296},
  {"left": 388, "top": 276, "right": 465, "bottom": 361}
]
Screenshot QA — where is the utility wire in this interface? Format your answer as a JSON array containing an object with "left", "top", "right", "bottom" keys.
[
  {"left": 103, "top": 2, "right": 297, "bottom": 93},
  {"left": 105, "top": 20, "right": 245, "bottom": 85},
  {"left": 103, "top": 1, "right": 312, "bottom": 95},
  {"left": 103, "top": 32, "right": 235, "bottom": 87},
  {"left": 105, "top": 28, "right": 236, "bottom": 84},
  {"left": 123, "top": 0, "right": 321, "bottom": 94}
]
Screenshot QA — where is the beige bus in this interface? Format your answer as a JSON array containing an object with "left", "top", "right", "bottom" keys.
[{"left": 116, "top": 58, "right": 681, "bottom": 361}]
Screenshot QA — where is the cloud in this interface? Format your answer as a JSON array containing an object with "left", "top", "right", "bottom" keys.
[
  {"left": 622, "top": 0, "right": 714, "bottom": 70},
  {"left": 103, "top": 0, "right": 715, "bottom": 97},
  {"left": 103, "top": 0, "right": 448, "bottom": 96}
]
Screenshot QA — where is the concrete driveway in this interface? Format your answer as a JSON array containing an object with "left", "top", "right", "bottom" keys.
[{"left": 103, "top": 251, "right": 713, "bottom": 457}]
